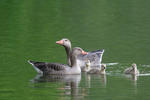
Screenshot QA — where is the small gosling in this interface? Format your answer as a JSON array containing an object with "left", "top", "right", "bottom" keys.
[
  {"left": 87, "top": 64, "right": 106, "bottom": 74},
  {"left": 124, "top": 63, "right": 139, "bottom": 75},
  {"left": 99, "top": 64, "right": 106, "bottom": 74},
  {"left": 83, "top": 60, "right": 91, "bottom": 72}
]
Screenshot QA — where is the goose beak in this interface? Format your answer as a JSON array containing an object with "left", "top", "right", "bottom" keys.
[
  {"left": 56, "top": 40, "right": 64, "bottom": 45},
  {"left": 82, "top": 51, "right": 88, "bottom": 55}
]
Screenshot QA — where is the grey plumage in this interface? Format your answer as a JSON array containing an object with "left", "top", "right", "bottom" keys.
[
  {"left": 56, "top": 38, "right": 104, "bottom": 69},
  {"left": 28, "top": 47, "right": 87, "bottom": 75},
  {"left": 28, "top": 61, "right": 67, "bottom": 75}
]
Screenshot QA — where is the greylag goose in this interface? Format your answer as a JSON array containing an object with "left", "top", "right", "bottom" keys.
[
  {"left": 28, "top": 47, "right": 88, "bottom": 75},
  {"left": 56, "top": 38, "right": 104, "bottom": 69},
  {"left": 124, "top": 63, "right": 139, "bottom": 75},
  {"left": 87, "top": 64, "right": 106, "bottom": 74}
]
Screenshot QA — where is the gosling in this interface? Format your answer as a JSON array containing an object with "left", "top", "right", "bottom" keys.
[
  {"left": 87, "top": 63, "right": 106, "bottom": 74},
  {"left": 124, "top": 63, "right": 139, "bottom": 75},
  {"left": 99, "top": 64, "right": 106, "bottom": 74},
  {"left": 82, "top": 60, "right": 91, "bottom": 72}
]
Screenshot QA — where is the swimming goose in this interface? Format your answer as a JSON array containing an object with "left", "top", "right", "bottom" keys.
[
  {"left": 56, "top": 38, "right": 104, "bottom": 68},
  {"left": 28, "top": 47, "right": 88, "bottom": 75},
  {"left": 124, "top": 63, "right": 139, "bottom": 75},
  {"left": 87, "top": 64, "right": 106, "bottom": 74}
]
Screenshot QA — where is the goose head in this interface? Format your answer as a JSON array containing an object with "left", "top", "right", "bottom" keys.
[
  {"left": 72, "top": 47, "right": 88, "bottom": 57},
  {"left": 56, "top": 38, "right": 72, "bottom": 66},
  {"left": 71, "top": 47, "right": 88, "bottom": 66},
  {"left": 56, "top": 38, "right": 71, "bottom": 48}
]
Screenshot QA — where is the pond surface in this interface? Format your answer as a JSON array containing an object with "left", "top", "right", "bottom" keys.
[{"left": 0, "top": 0, "right": 150, "bottom": 100}]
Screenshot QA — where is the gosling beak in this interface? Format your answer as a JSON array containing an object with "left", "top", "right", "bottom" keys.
[
  {"left": 56, "top": 40, "right": 64, "bottom": 45},
  {"left": 82, "top": 51, "right": 88, "bottom": 55}
]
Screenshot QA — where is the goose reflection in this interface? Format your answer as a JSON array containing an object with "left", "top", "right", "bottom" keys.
[
  {"left": 100, "top": 74, "right": 107, "bottom": 87},
  {"left": 124, "top": 74, "right": 138, "bottom": 82},
  {"left": 31, "top": 74, "right": 81, "bottom": 100},
  {"left": 124, "top": 74, "right": 138, "bottom": 88},
  {"left": 124, "top": 74, "right": 139, "bottom": 95},
  {"left": 85, "top": 73, "right": 107, "bottom": 88},
  {"left": 31, "top": 74, "right": 81, "bottom": 83}
]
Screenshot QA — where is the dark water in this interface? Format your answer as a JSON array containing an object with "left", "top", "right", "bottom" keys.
[{"left": 0, "top": 0, "right": 150, "bottom": 100}]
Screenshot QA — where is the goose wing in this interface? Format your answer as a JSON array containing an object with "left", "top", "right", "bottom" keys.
[
  {"left": 28, "top": 60, "right": 68, "bottom": 73},
  {"left": 88, "top": 49, "right": 104, "bottom": 54}
]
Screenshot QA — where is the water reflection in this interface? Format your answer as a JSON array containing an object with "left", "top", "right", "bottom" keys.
[
  {"left": 124, "top": 74, "right": 138, "bottom": 81},
  {"left": 31, "top": 74, "right": 81, "bottom": 100},
  {"left": 28, "top": 65, "right": 150, "bottom": 100},
  {"left": 124, "top": 74, "right": 139, "bottom": 95},
  {"left": 124, "top": 74, "right": 138, "bottom": 86},
  {"left": 30, "top": 73, "right": 108, "bottom": 99},
  {"left": 99, "top": 74, "right": 107, "bottom": 87},
  {"left": 84, "top": 73, "right": 107, "bottom": 88},
  {"left": 31, "top": 74, "right": 81, "bottom": 83}
]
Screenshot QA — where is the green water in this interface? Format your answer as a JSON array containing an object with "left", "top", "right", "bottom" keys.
[{"left": 0, "top": 0, "right": 150, "bottom": 100}]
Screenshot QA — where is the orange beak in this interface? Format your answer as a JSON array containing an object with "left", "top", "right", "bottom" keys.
[
  {"left": 82, "top": 50, "right": 88, "bottom": 55},
  {"left": 56, "top": 40, "right": 64, "bottom": 45}
]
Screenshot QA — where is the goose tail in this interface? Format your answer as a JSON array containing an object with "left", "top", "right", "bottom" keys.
[{"left": 28, "top": 60, "right": 43, "bottom": 74}]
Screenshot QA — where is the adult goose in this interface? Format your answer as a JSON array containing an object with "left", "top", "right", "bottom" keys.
[
  {"left": 56, "top": 38, "right": 104, "bottom": 69},
  {"left": 124, "top": 63, "right": 139, "bottom": 75},
  {"left": 28, "top": 47, "right": 88, "bottom": 75}
]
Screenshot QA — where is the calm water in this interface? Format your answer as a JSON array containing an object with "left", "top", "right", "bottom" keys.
[{"left": 0, "top": 0, "right": 150, "bottom": 100}]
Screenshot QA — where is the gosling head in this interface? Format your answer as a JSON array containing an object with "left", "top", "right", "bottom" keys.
[
  {"left": 85, "top": 60, "right": 91, "bottom": 71},
  {"left": 132, "top": 63, "right": 137, "bottom": 69},
  {"left": 101, "top": 64, "right": 106, "bottom": 71},
  {"left": 99, "top": 64, "right": 106, "bottom": 74}
]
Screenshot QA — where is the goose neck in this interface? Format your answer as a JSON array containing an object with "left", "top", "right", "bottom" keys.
[
  {"left": 71, "top": 55, "right": 78, "bottom": 67},
  {"left": 64, "top": 46, "right": 72, "bottom": 66}
]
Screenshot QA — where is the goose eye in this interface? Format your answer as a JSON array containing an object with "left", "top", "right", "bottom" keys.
[
  {"left": 64, "top": 40, "right": 68, "bottom": 42},
  {"left": 78, "top": 49, "right": 81, "bottom": 51}
]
